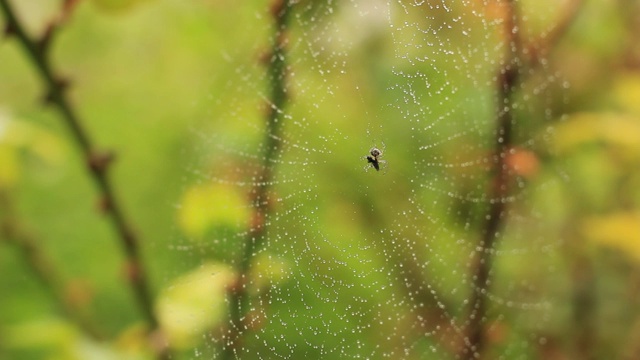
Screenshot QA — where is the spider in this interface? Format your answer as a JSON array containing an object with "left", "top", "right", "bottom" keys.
[{"left": 364, "top": 144, "right": 386, "bottom": 172}]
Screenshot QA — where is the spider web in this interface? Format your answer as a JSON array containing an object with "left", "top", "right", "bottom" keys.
[{"left": 172, "top": 0, "right": 568, "bottom": 358}]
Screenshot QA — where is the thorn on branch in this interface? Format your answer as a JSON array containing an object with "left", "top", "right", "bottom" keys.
[
  {"left": 269, "top": 0, "right": 286, "bottom": 18},
  {"left": 37, "top": 22, "right": 57, "bottom": 55},
  {"left": 88, "top": 150, "right": 115, "bottom": 174},
  {"left": 121, "top": 227, "right": 137, "bottom": 247},
  {"left": 226, "top": 274, "right": 245, "bottom": 297},
  {"left": 42, "top": 0, "right": 82, "bottom": 52},
  {"left": 276, "top": 31, "right": 289, "bottom": 50},
  {"left": 3, "top": 22, "right": 15, "bottom": 38},
  {"left": 124, "top": 260, "right": 142, "bottom": 284},
  {"left": 258, "top": 48, "right": 271, "bottom": 65},
  {"left": 42, "top": 77, "right": 71, "bottom": 104},
  {"left": 34, "top": 0, "right": 81, "bottom": 57},
  {"left": 249, "top": 211, "right": 266, "bottom": 232},
  {"left": 148, "top": 328, "right": 170, "bottom": 358},
  {"left": 97, "top": 195, "right": 113, "bottom": 213},
  {"left": 62, "top": 0, "right": 82, "bottom": 21}
]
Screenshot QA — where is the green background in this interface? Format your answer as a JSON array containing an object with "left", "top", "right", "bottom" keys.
[{"left": 1, "top": 0, "right": 640, "bottom": 359}]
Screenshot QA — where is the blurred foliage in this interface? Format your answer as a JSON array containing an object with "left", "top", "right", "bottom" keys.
[
  {"left": 177, "top": 183, "right": 249, "bottom": 241},
  {"left": 156, "top": 262, "right": 234, "bottom": 349},
  {"left": 1, "top": 0, "right": 640, "bottom": 359}
]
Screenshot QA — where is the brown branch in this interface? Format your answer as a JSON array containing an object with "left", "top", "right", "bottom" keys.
[
  {"left": 222, "top": 0, "right": 294, "bottom": 358},
  {"left": 0, "top": 1, "right": 168, "bottom": 358},
  {"left": 0, "top": 192, "right": 103, "bottom": 340},
  {"left": 464, "top": 1, "right": 584, "bottom": 358},
  {"left": 465, "top": 0, "right": 521, "bottom": 358}
]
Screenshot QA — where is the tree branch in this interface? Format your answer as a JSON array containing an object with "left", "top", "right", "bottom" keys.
[
  {"left": 464, "top": 1, "right": 584, "bottom": 358},
  {"left": 465, "top": 0, "right": 521, "bottom": 358},
  {"left": 222, "top": 0, "right": 293, "bottom": 358},
  {"left": 0, "top": 1, "right": 168, "bottom": 357}
]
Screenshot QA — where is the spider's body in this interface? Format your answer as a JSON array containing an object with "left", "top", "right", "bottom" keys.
[
  {"left": 365, "top": 146, "right": 384, "bottom": 171},
  {"left": 367, "top": 154, "right": 380, "bottom": 171}
]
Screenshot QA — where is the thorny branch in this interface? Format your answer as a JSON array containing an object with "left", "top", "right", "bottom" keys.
[
  {"left": 464, "top": 0, "right": 583, "bottom": 359},
  {"left": 222, "top": 0, "right": 293, "bottom": 358},
  {"left": 0, "top": 1, "right": 168, "bottom": 357},
  {"left": 465, "top": 2, "right": 520, "bottom": 356}
]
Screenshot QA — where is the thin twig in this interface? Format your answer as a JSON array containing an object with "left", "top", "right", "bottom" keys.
[
  {"left": 464, "top": 1, "right": 584, "bottom": 358},
  {"left": 223, "top": 0, "right": 293, "bottom": 358},
  {"left": 0, "top": 1, "right": 168, "bottom": 357},
  {"left": 465, "top": 0, "right": 521, "bottom": 358},
  {"left": 0, "top": 192, "right": 103, "bottom": 340},
  {"left": 526, "top": 0, "right": 585, "bottom": 70}
]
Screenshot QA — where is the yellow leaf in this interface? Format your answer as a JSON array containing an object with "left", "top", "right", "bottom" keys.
[
  {"left": 155, "top": 263, "right": 235, "bottom": 348},
  {"left": 583, "top": 211, "right": 640, "bottom": 262},
  {"left": 4, "top": 318, "right": 143, "bottom": 359},
  {"left": 0, "top": 145, "right": 20, "bottom": 189},
  {"left": 612, "top": 72, "right": 640, "bottom": 117},
  {"left": 552, "top": 112, "right": 640, "bottom": 157},
  {"left": 177, "top": 183, "right": 250, "bottom": 239},
  {"left": 113, "top": 323, "right": 149, "bottom": 355},
  {"left": 0, "top": 109, "right": 66, "bottom": 176},
  {"left": 3, "top": 318, "right": 75, "bottom": 348}
]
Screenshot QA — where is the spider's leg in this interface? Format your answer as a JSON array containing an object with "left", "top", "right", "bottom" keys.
[
  {"left": 379, "top": 159, "right": 388, "bottom": 174},
  {"left": 363, "top": 155, "right": 372, "bottom": 172}
]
